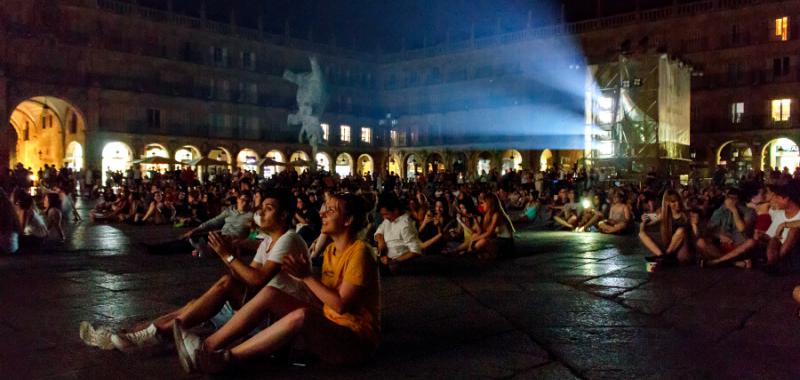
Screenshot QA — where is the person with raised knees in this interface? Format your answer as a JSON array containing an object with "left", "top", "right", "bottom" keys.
[
  {"left": 172, "top": 193, "right": 379, "bottom": 373},
  {"left": 79, "top": 189, "right": 308, "bottom": 352},
  {"left": 638, "top": 190, "right": 694, "bottom": 265}
]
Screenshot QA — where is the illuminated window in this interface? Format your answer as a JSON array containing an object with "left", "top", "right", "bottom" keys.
[
  {"left": 775, "top": 17, "right": 789, "bottom": 41},
  {"left": 390, "top": 129, "right": 398, "bottom": 145},
  {"left": 361, "top": 127, "right": 372, "bottom": 144},
  {"left": 731, "top": 102, "right": 744, "bottom": 124},
  {"left": 772, "top": 99, "right": 791, "bottom": 121},
  {"left": 320, "top": 123, "right": 329, "bottom": 141},
  {"left": 340, "top": 125, "right": 351, "bottom": 143}
]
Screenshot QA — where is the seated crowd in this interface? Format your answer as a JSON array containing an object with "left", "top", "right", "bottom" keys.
[{"left": 5, "top": 161, "right": 800, "bottom": 373}]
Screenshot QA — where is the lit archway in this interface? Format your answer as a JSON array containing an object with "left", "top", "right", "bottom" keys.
[
  {"left": 9, "top": 96, "right": 85, "bottom": 170},
  {"left": 357, "top": 154, "right": 374, "bottom": 176},
  {"left": 175, "top": 145, "right": 201, "bottom": 165},
  {"left": 237, "top": 149, "right": 259, "bottom": 172},
  {"left": 502, "top": 149, "right": 523, "bottom": 173},
  {"left": 208, "top": 147, "right": 232, "bottom": 165},
  {"left": 387, "top": 154, "right": 401, "bottom": 176},
  {"left": 263, "top": 150, "right": 286, "bottom": 177},
  {"left": 65, "top": 141, "right": 84, "bottom": 170},
  {"left": 426, "top": 153, "right": 445, "bottom": 173},
  {"left": 315, "top": 152, "right": 332, "bottom": 172},
  {"left": 141, "top": 143, "right": 170, "bottom": 174},
  {"left": 716, "top": 140, "right": 752, "bottom": 177},
  {"left": 290, "top": 151, "right": 310, "bottom": 173},
  {"left": 477, "top": 151, "right": 492, "bottom": 176},
  {"left": 406, "top": 154, "right": 421, "bottom": 180},
  {"left": 101, "top": 141, "right": 133, "bottom": 184},
  {"left": 540, "top": 149, "right": 553, "bottom": 172},
  {"left": 335, "top": 153, "right": 353, "bottom": 177},
  {"left": 762, "top": 138, "right": 800, "bottom": 171}
]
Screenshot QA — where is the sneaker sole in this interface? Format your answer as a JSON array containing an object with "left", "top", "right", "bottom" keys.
[
  {"left": 79, "top": 321, "right": 96, "bottom": 347},
  {"left": 173, "top": 321, "right": 195, "bottom": 373}
]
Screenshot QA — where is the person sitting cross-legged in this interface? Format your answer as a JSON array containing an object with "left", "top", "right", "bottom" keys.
[
  {"left": 696, "top": 188, "right": 756, "bottom": 268},
  {"left": 172, "top": 193, "right": 380, "bottom": 373},
  {"left": 79, "top": 189, "right": 309, "bottom": 352}
]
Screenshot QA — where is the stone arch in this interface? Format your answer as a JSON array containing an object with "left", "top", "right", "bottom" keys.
[
  {"left": 762, "top": 137, "right": 800, "bottom": 171},
  {"left": 236, "top": 148, "right": 260, "bottom": 172},
  {"left": 540, "top": 149, "right": 554, "bottom": 171},
  {"left": 263, "top": 149, "right": 286, "bottom": 177},
  {"left": 405, "top": 153, "right": 421, "bottom": 180},
  {"left": 357, "top": 154, "right": 374, "bottom": 176},
  {"left": 501, "top": 149, "right": 523, "bottom": 173},
  {"left": 65, "top": 141, "right": 84, "bottom": 170},
  {"left": 476, "top": 151, "right": 492, "bottom": 177},
  {"left": 426, "top": 152, "right": 445, "bottom": 173},
  {"left": 101, "top": 141, "right": 133, "bottom": 184},
  {"left": 175, "top": 145, "right": 202, "bottom": 165},
  {"left": 8, "top": 96, "right": 86, "bottom": 169},
  {"left": 315, "top": 152, "right": 332, "bottom": 172},
  {"left": 335, "top": 152, "right": 354, "bottom": 177},
  {"left": 290, "top": 150, "right": 311, "bottom": 173}
]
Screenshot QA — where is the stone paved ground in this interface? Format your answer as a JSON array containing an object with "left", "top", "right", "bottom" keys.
[{"left": 2, "top": 201, "right": 800, "bottom": 379}]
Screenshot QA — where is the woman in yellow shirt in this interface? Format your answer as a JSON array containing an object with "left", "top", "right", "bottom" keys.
[{"left": 174, "top": 193, "right": 380, "bottom": 373}]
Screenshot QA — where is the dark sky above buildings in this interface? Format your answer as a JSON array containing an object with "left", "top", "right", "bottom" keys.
[{"left": 134, "top": 0, "right": 702, "bottom": 51}]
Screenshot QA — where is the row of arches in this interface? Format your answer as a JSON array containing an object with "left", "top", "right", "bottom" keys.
[
  {"left": 716, "top": 137, "right": 800, "bottom": 173},
  {"left": 100, "top": 142, "right": 376, "bottom": 182},
  {"left": 392, "top": 149, "right": 529, "bottom": 179}
]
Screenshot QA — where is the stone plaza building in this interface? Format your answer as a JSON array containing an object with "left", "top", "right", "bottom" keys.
[{"left": 1, "top": 0, "right": 799, "bottom": 180}]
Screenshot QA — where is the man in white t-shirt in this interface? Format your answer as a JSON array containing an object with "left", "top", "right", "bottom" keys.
[
  {"left": 375, "top": 193, "right": 422, "bottom": 272},
  {"left": 765, "top": 182, "right": 800, "bottom": 268},
  {"left": 80, "top": 189, "right": 309, "bottom": 352}
]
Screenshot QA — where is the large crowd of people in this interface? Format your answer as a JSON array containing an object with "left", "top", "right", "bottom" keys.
[{"left": 3, "top": 160, "right": 800, "bottom": 372}]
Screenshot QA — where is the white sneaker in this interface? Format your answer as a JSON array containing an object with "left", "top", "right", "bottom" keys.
[
  {"left": 173, "top": 320, "right": 201, "bottom": 373},
  {"left": 110, "top": 323, "right": 161, "bottom": 352},
  {"left": 79, "top": 321, "right": 115, "bottom": 350}
]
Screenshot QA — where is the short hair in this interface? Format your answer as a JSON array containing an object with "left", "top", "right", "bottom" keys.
[
  {"left": 725, "top": 188, "right": 741, "bottom": 198},
  {"left": 773, "top": 181, "right": 800, "bottom": 205},
  {"left": 330, "top": 193, "right": 368, "bottom": 236},
  {"left": 377, "top": 192, "right": 402, "bottom": 212},
  {"left": 261, "top": 188, "right": 296, "bottom": 228}
]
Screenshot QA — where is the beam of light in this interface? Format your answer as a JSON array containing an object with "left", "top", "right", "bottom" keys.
[{"left": 400, "top": 1, "right": 601, "bottom": 152}]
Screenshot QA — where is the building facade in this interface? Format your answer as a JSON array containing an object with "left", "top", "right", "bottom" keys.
[{"left": 2, "top": 0, "right": 799, "bottom": 181}]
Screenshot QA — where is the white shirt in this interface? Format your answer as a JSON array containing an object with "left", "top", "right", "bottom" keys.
[
  {"left": 253, "top": 230, "right": 309, "bottom": 297},
  {"left": 375, "top": 213, "right": 422, "bottom": 259},
  {"left": 766, "top": 208, "right": 800, "bottom": 243}
]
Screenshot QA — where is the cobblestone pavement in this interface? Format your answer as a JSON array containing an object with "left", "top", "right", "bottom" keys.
[{"left": 2, "top": 202, "right": 800, "bottom": 379}]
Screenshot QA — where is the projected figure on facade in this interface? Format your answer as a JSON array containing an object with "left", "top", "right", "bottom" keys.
[{"left": 284, "top": 56, "right": 328, "bottom": 162}]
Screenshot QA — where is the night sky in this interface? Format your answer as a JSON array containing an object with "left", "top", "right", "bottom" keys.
[{"left": 132, "top": 0, "right": 703, "bottom": 51}]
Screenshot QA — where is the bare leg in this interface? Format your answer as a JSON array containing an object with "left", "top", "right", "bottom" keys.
[
  {"left": 229, "top": 307, "right": 367, "bottom": 366},
  {"left": 554, "top": 216, "right": 575, "bottom": 230},
  {"left": 638, "top": 230, "right": 664, "bottom": 257},
  {"left": 205, "top": 287, "right": 306, "bottom": 351},
  {"left": 152, "top": 274, "right": 246, "bottom": 335},
  {"left": 708, "top": 239, "right": 756, "bottom": 266},
  {"left": 696, "top": 238, "right": 723, "bottom": 260}
]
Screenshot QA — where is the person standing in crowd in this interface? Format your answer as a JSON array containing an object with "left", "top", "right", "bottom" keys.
[
  {"left": 12, "top": 190, "right": 47, "bottom": 251},
  {"left": 0, "top": 189, "right": 20, "bottom": 254},
  {"left": 44, "top": 192, "right": 65, "bottom": 243}
]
